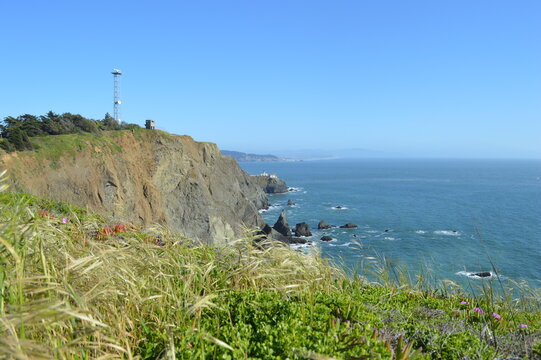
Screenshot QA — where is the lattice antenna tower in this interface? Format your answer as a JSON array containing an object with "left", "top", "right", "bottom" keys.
[{"left": 112, "top": 69, "right": 122, "bottom": 123}]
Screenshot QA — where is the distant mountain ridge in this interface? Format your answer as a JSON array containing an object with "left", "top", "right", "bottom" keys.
[{"left": 221, "top": 150, "right": 282, "bottom": 162}]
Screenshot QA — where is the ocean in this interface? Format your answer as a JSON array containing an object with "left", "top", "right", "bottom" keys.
[{"left": 239, "top": 159, "right": 541, "bottom": 289}]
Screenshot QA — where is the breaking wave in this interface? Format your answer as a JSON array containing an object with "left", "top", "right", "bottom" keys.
[{"left": 434, "top": 230, "right": 460, "bottom": 236}]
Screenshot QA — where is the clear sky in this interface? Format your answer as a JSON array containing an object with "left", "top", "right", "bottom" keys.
[{"left": 1, "top": 1, "right": 540, "bottom": 158}]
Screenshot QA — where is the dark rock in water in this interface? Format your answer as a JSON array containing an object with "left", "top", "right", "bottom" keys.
[
  {"left": 273, "top": 210, "right": 292, "bottom": 237},
  {"left": 318, "top": 220, "right": 333, "bottom": 229},
  {"left": 473, "top": 272, "right": 492, "bottom": 278},
  {"left": 260, "top": 224, "right": 273, "bottom": 235},
  {"left": 252, "top": 174, "right": 288, "bottom": 194},
  {"left": 384, "top": 229, "right": 390, "bottom": 232},
  {"left": 269, "top": 229, "right": 290, "bottom": 243},
  {"left": 287, "top": 237, "right": 308, "bottom": 244},
  {"left": 257, "top": 223, "right": 290, "bottom": 243},
  {"left": 340, "top": 223, "right": 358, "bottom": 229},
  {"left": 287, "top": 200, "right": 295, "bottom": 206},
  {"left": 334, "top": 205, "right": 343, "bottom": 209},
  {"left": 320, "top": 236, "right": 333, "bottom": 242},
  {"left": 294, "top": 222, "right": 312, "bottom": 237}
]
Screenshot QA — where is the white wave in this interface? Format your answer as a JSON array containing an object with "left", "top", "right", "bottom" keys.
[
  {"left": 290, "top": 242, "right": 315, "bottom": 250},
  {"left": 434, "top": 230, "right": 460, "bottom": 236},
  {"left": 366, "top": 230, "right": 379, "bottom": 234},
  {"left": 288, "top": 187, "right": 303, "bottom": 192},
  {"left": 455, "top": 271, "right": 501, "bottom": 280},
  {"left": 384, "top": 237, "right": 397, "bottom": 241},
  {"left": 331, "top": 206, "right": 348, "bottom": 210},
  {"left": 328, "top": 242, "right": 353, "bottom": 247},
  {"left": 258, "top": 205, "right": 281, "bottom": 213},
  {"left": 415, "top": 230, "right": 427, "bottom": 234}
]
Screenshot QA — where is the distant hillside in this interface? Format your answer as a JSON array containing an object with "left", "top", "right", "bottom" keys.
[{"left": 221, "top": 150, "right": 282, "bottom": 162}]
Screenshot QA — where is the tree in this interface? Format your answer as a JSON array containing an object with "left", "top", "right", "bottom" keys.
[
  {"left": 18, "top": 114, "right": 44, "bottom": 137},
  {"left": 8, "top": 127, "right": 33, "bottom": 151},
  {"left": 101, "top": 113, "right": 121, "bottom": 130}
]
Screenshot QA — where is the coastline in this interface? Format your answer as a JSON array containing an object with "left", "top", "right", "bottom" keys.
[{"left": 241, "top": 158, "right": 541, "bottom": 289}]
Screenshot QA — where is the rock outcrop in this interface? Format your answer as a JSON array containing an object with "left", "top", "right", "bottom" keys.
[
  {"left": 0, "top": 130, "right": 268, "bottom": 244},
  {"left": 273, "top": 210, "right": 292, "bottom": 237},
  {"left": 252, "top": 174, "right": 288, "bottom": 194},
  {"left": 473, "top": 272, "right": 492, "bottom": 278},
  {"left": 320, "top": 236, "right": 333, "bottom": 242},
  {"left": 294, "top": 222, "right": 312, "bottom": 237},
  {"left": 318, "top": 220, "right": 333, "bottom": 229},
  {"left": 259, "top": 224, "right": 290, "bottom": 243},
  {"left": 340, "top": 223, "right": 358, "bottom": 229}
]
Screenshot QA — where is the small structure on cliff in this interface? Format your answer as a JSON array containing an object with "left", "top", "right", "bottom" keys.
[
  {"left": 252, "top": 173, "right": 288, "bottom": 194},
  {"left": 145, "top": 120, "right": 155, "bottom": 130}
]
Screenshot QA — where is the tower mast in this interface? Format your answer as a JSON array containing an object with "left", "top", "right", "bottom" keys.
[{"left": 112, "top": 69, "right": 122, "bottom": 123}]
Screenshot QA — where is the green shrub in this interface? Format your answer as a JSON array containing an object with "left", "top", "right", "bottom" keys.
[{"left": 0, "top": 179, "right": 540, "bottom": 359}]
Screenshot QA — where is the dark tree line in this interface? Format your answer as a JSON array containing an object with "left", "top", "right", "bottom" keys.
[{"left": 0, "top": 112, "right": 140, "bottom": 152}]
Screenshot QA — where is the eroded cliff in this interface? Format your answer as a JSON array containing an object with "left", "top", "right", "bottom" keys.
[{"left": 0, "top": 129, "right": 268, "bottom": 243}]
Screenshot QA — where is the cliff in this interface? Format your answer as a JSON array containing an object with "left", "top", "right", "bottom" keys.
[
  {"left": 252, "top": 174, "right": 289, "bottom": 193},
  {"left": 0, "top": 129, "right": 268, "bottom": 243}
]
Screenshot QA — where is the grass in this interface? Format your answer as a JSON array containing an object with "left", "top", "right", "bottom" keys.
[
  {"left": 1, "top": 173, "right": 540, "bottom": 359},
  {"left": 27, "top": 131, "right": 130, "bottom": 164}
]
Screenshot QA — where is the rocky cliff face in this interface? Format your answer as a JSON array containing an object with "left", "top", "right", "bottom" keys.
[
  {"left": 252, "top": 175, "right": 288, "bottom": 193},
  {"left": 0, "top": 130, "right": 268, "bottom": 244}
]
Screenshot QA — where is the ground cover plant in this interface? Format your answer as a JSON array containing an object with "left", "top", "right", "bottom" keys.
[{"left": 1, "top": 174, "right": 540, "bottom": 359}]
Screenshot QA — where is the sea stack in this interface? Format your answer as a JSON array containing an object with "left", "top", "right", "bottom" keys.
[
  {"left": 273, "top": 210, "right": 292, "bottom": 237},
  {"left": 318, "top": 220, "right": 333, "bottom": 229},
  {"left": 294, "top": 222, "right": 312, "bottom": 237}
]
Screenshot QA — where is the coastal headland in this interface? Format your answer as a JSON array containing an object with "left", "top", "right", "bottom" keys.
[{"left": 0, "top": 129, "right": 268, "bottom": 243}]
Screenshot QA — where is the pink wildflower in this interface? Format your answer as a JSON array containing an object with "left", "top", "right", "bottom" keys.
[
  {"left": 473, "top": 307, "right": 484, "bottom": 314},
  {"left": 520, "top": 324, "right": 528, "bottom": 329},
  {"left": 460, "top": 301, "right": 469, "bottom": 305},
  {"left": 62, "top": 217, "right": 68, "bottom": 224},
  {"left": 492, "top": 312, "right": 501, "bottom": 320}
]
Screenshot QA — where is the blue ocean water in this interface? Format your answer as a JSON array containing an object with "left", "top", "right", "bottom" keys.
[{"left": 240, "top": 159, "right": 541, "bottom": 288}]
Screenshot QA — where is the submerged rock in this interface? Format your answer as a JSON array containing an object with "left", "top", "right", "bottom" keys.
[
  {"left": 320, "top": 236, "right": 333, "bottom": 242},
  {"left": 340, "top": 223, "right": 358, "bottom": 229},
  {"left": 473, "top": 272, "right": 492, "bottom": 278},
  {"left": 287, "top": 199, "right": 296, "bottom": 206},
  {"left": 294, "top": 222, "right": 312, "bottom": 237}
]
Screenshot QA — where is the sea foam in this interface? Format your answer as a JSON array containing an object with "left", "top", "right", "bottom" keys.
[
  {"left": 455, "top": 271, "right": 502, "bottom": 280},
  {"left": 328, "top": 242, "right": 353, "bottom": 247},
  {"left": 434, "top": 230, "right": 460, "bottom": 236}
]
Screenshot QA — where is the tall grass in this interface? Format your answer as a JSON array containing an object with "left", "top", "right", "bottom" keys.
[{"left": 1, "top": 171, "right": 540, "bottom": 359}]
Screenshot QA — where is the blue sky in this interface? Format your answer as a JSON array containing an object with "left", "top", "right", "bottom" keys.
[{"left": 1, "top": 1, "right": 540, "bottom": 158}]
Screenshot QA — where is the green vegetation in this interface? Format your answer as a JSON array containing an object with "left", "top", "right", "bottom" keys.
[
  {"left": 29, "top": 131, "right": 129, "bottom": 164},
  {"left": 0, "top": 112, "right": 141, "bottom": 152},
  {"left": 1, "top": 175, "right": 540, "bottom": 359}
]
